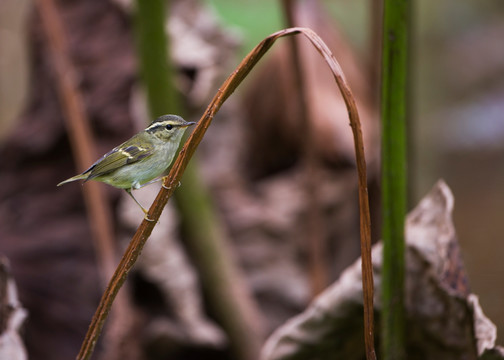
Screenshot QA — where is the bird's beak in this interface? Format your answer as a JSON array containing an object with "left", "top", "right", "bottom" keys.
[{"left": 182, "top": 121, "right": 197, "bottom": 127}]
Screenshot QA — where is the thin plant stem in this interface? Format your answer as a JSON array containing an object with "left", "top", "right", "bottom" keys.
[
  {"left": 35, "top": 2, "right": 133, "bottom": 358},
  {"left": 35, "top": 0, "right": 116, "bottom": 282},
  {"left": 380, "top": 0, "right": 411, "bottom": 358},
  {"left": 134, "top": 0, "right": 177, "bottom": 116},
  {"left": 77, "top": 27, "right": 375, "bottom": 360},
  {"left": 134, "top": 1, "right": 265, "bottom": 358}
]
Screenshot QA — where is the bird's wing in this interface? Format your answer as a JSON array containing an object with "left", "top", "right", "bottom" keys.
[{"left": 85, "top": 135, "right": 154, "bottom": 180}]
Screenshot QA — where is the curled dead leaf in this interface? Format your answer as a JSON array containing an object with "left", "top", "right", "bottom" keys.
[{"left": 261, "top": 180, "right": 504, "bottom": 360}]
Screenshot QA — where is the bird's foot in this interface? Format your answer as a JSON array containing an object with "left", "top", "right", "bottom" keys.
[
  {"left": 144, "top": 214, "right": 155, "bottom": 222},
  {"left": 161, "top": 178, "right": 181, "bottom": 190}
]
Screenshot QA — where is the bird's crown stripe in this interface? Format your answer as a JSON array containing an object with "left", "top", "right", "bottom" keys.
[
  {"left": 146, "top": 121, "right": 179, "bottom": 131},
  {"left": 146, "top": 124, "right": 164, "bottom": 132}
]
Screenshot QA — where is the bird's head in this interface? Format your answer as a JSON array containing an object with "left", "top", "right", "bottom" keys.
[{"left": 145, "top": 114, "right": 196, "bottom": 142}]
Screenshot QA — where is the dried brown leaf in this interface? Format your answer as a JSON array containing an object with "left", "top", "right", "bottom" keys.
[{"left": 260, "top": 180, "right": 504, "bottom": 360}]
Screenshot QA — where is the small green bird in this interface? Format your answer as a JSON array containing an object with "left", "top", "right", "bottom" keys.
[{"left": 58, "top": 114, "right": 195, "bottom": 215}]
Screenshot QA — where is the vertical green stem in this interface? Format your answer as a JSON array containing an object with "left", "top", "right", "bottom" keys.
[
  {"left": 134, "top": 2, "right": 264, "bottom": 359},
  {"left": 135, "top": 0, "right": 177, "bottom": 117},
  {"left": 380, "top": 0, "right": 410, "bottom": 359}
]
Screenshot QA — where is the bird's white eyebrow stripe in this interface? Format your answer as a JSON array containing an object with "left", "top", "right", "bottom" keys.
[
  {"left": 146, "top": 124, "right": 163, "bottom": 132},
  {"left": 146, "top": 121, "right": 176, "bottom": 132}
]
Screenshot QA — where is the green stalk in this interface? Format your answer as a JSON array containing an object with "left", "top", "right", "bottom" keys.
[
  {"left": 134, "top": 2, "right": 264, "bottom": 359},
  {"left": 380, "top": 0, "right": 410, "bottom": 359},
  {"left": 134, "top": 0, "right": 176, "bottom": 116}
]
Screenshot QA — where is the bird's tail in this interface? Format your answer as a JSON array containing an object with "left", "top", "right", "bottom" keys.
[{"left": 57, "top": 174, "right": 87, "bottom": 186}]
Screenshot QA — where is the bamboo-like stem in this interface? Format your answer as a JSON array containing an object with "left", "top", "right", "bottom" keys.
[
  {"left": 77, "top": 27, "right": 375, "bottom": 360},
  {"left": 134, "top": 1, "right": 264, "bottom": 358},
  {"left": 175, "top": 168, "right": 264, "bottom": 360},
  {"left": 134, "top": 0, "right": 177, "bottom": 116},
  {"left": 380, "top": 0, "right": 410, "bottom": 358}
]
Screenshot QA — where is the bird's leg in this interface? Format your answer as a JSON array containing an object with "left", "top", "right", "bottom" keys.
[
  {"left": 137, "top": 177, "right": 163, "bottom": 189},
  {"left": 125, "top": 189, "right": 154, "bottom": 222}
]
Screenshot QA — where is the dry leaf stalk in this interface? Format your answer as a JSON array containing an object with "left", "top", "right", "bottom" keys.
[{"left": 77, "top": 27, "right": 375, "bottom": 360}]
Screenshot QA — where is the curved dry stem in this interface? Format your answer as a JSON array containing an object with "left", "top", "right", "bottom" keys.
[{"left": 77, "top": 27, "right": 375, "bottom": 360}]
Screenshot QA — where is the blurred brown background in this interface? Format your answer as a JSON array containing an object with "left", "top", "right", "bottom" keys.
[{"left": 0, "top": 0, "right": 503, "bottom": 359}]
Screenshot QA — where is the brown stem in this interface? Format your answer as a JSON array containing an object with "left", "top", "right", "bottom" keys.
[
  {"left": 77, "top": 27, "right": 375, "bottom": 360},
  {"left": 35, "top": 1, "right": 136, "bottom": 358},
  {"left": 35, "top": 0, "right": 116, "bottom": 282}
]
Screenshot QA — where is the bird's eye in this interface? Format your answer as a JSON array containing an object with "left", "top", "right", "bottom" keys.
[{"left": 165, "top": 124, "right": 173, "bottom": 130}]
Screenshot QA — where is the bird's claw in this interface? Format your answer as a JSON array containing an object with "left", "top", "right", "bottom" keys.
[
  {"left": 144, "top": 213, "right": 155, "bottom": 222},
  {"left": 162, "top": 181, "right": 181, "bottom": 190}
]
